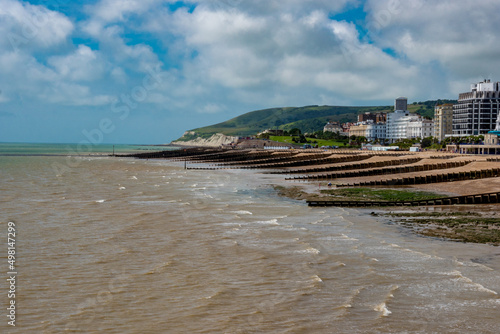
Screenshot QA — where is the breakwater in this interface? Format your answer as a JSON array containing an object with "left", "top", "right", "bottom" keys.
[
  {"left": 123, "top": 147, "right": 500, "bottom": 207},
  {"left": 307, "top": 191, "right": 500, "bottom": 207}
]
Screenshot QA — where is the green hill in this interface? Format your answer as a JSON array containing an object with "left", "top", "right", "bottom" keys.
[{"left": 176, "top": 100, "right": 456, "bottom": 141}]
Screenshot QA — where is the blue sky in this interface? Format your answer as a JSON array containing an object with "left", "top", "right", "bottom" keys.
[{"left": 1, "top": 0, "right": 499, "bottom": 144}]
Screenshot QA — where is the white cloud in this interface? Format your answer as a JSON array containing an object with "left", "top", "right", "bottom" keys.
[
  {"left": 48, "top": 45, "right": 104, "bottom": 81},
  {"left": 200, "top": 0, "right": 358, "bottom": 15},
  {"left": 39, "top": 82, "right": 112, "bottom": 106},
  {"left": 3, "top": 0, "right": 500, "bottom": 143},
  {"left": 0, "top": 0, "right": 73, "bottom": 51},
  {"left": 364, "top": 0, "right": 500, "bottom": 81},
  {"left": 88, "top": 0, "right": 165, "bottom": 23},
  {"left": 152, "top": 4, "right": 422, "bottom": 102},
  {"left": 81, "top": 22, "right": 161, "bottom": 75}
]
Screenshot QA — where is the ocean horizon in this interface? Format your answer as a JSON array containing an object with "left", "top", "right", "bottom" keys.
[{"left": 0, "top": 142, "right": 178, "bottom": 156}]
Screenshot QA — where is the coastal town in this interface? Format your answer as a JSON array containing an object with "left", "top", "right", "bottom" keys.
[
  {"left": 176, "top": 79, "right": 500, "bottom": 155},
  {"left": 262, "top": 79, "right": 500, "bottom": 154},
  {"left": 341, "top": 79, "right": 500, "bottom": 153},
  {"left": 129, "top": 80, "right": 500, "bottom": 246}
]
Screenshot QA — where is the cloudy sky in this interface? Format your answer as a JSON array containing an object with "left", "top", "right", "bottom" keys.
[{"left": 1, "top": 0, "right": 499, "bottom": 144}]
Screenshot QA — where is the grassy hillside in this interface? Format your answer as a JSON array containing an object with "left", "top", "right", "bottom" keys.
[
  {"left": 176, "top": 100, "right": 456, "bottom": 141},
  {"left": 178, "top": 105, "right": 388, "bottom": 140}
]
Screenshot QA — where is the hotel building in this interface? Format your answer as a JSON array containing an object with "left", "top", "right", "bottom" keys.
[
  {"left": 386, "top": 97, "right": 410, "bottom": 142},
  {"left": 452, "top": 80, "right": 500, "bottom": 136}
]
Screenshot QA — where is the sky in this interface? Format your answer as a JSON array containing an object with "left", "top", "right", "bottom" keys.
[{"left": 0, "top": 0, "right": 499, "bottom": 144}]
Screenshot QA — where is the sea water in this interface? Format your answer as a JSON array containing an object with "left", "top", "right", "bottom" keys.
[{"left": 0, "top": 144, "right": 499, "bottom": 333}]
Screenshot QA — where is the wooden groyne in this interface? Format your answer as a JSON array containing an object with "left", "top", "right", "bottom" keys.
[
  {"left": 288, "top": 160, "right": 473, "bottom": 181},
  {"left": 122, "top": 147, "right": 224, "bottom": 159},
  {"left": 336, "top": 167, "right": 500, "bottom": 188},
  {"left": 276, "top": 156, "right": 421, "bottom": 174},
  {"left": 307, "top": 191, "right": 500, "bottom": 207},
  {"left": 429, "top": 155, "right": 460, "bottom": 159},
  {"left": 122, "top": 148, "right": 499, "bottom": 205}
]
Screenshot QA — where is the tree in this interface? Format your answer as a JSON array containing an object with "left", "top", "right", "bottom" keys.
[
  {"left": 258, "top": 133, "right": 270, "bottom": 140},
  {"left": 421, "top": 137, "right": 433, "bottom": 148},
  {"left": 289, "top": 128, "right": 301, "bottom": 136}
]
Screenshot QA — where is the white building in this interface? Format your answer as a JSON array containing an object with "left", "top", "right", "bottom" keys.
[
  {"left": 348, "top": 120, "right": 386, "bottom": 142},
  {"left": 366, "top": 122, "right": 386, "bottom": 141},
  {"left": 386, "top": 97, "right": 434, "bottom": 141},
  {"left": 386, "top": 97, "right": 410, "bottom": 142},
  {"left": 386, "top": 111, "right": 414, "bottom": 142},
  {"left": 407, "top": 119, "right": 434, "bottom": 139},
  {"left": 323, "top": 121, "right": 342, "bottom": 133}
]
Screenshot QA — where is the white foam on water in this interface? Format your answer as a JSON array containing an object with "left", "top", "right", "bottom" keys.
[
  {"left": 298, "top": 247, "right": 320, "bottom": 255},
  {"left": 439, "top": 270, "right": 498, "bottom": 295},
  {"left": 374, "top": 302, "right": 392, "bottom": 317},
  {"left": 119, "top": 187, "right": 126, "bottom": 190},
  {"left": 311, "top": 274, "right": 323, "bottom": 283},
  {"left": 340, "top": 233, "right": 359, "bottom": 241},
  {"left": 219, "top": 222, "right": 242, "bottom": 227},
  {"left": 95, "top": 199, "right": 105, "bottom": 203},
  {"left": 384, "top": 241, "right": 436, "bottom": 259},
  {"left": 232, "top": 210, "right": 253, "bottom": 215},
  {"left": 190, "top": 187, "right": 207, "bottom": 191},
  {"left": 254, "top": 219, "right": 279, "bottom": 225}
]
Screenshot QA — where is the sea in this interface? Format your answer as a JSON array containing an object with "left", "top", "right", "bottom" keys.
[{"left": 1, "top": 143, "right": 499, "bottom": 333}]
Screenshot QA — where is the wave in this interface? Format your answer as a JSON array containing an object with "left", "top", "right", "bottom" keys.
[
  {"left": 232, "top": 210, "right": 253, "bottom": 215},
  {"left": 444, "top": 270, "right": 498, "bottom": 295},
  {"left": 255, "top": 219, "right": 279, "bottom": 225},
  {"left": 374, "top": 302, "right": 392, "bottom": 317},
  {"left": 311, "top": 274, "right": 323, "bottom": 283},
  {"left": 297, "top": 247, "right": 320, "bottom": 255}
]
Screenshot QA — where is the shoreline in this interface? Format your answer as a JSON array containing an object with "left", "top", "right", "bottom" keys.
[
  {"left": 271, "top": 182, "right": 500, "bottom": 246},
  {"left": 120, "top": 147, "right": 500, "bottom": 247}
]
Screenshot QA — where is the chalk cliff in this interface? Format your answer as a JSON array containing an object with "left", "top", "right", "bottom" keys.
[{"left": 171, "top": 132, "right": 238, "bottom": 147}]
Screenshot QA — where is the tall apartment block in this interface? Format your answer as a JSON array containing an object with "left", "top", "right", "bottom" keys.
[
  {"left": 434, "top": 104, "right": 453, "bottom": 141},
  {"left": 386, "top": 97, "right": 409, "bottom": 142},
  {"left": 453, "top": 80, "right": 500, "bottom": 136}
]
